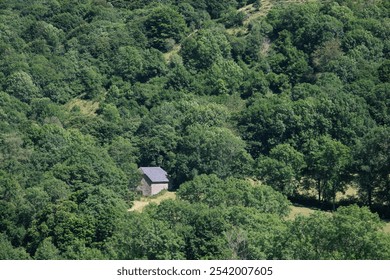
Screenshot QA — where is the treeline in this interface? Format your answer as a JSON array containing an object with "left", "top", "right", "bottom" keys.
[{"left": 0, "top": 0, "right": 389, "bottom": 259}]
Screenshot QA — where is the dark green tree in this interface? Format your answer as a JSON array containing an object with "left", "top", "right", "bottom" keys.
[
  {"left": 144, "top": 5, "right": 187, "bottom": 51},
  {"left": 256, "top": 144, "right": 306, "bottom": 196},
  {"left": 354, "top": 127, "right": 390, "bottom": 207},
  {"left": 176, "top": 125, "right": 253, "bottom": 184}
]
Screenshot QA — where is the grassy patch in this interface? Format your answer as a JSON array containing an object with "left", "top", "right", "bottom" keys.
[
  {"left": 384, "top": 221, "right": 390, "bottom": 233},
  {"left": 65, "top": 98, "right": 99, "bottom": 116},
  {"left": 288, "top": 205, "right": 317, "bottom": 220},
  {"left": 163, "top": 44, "right": 181, "bottom": 62},
  {"left": 336, "top": 185, "right": 359, "bottom": 201},
  {"left": 129, "top": 191, "right": 177, "bottom": 212}
]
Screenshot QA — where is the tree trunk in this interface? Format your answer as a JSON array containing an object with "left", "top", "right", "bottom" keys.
[
  {"left": 367, "top": 184, "right": 372, "bottom": 210},
  {"left": 332, "top": 182, "right": 337, "bottom": 211},
  {"left": 317, "top": 180, "right": 321, "bottom": 203}
]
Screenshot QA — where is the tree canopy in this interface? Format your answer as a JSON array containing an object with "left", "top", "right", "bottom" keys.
[{"left": 0, "top": 0, "right": 389, "bottom": 260}]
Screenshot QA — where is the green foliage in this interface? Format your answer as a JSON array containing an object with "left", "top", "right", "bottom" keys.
[
  {"left": 256, "top": 144, "right": 306, "bottom": 196},
  {"left": 181, "top": 29, "right": 231, "bottom": 70},
  {"left": 34, "top": 237, "right": 62, "bottom": 260},
  {"left": 5, "top": 71, "right": 40, "bottom": 103},
  {"left": 177, "top": 175, "right": 291, "bottom": 217},
  {"left": 112, "top": 211, "right": 186, "bottom": 260},
  {"left": 176, "top": 125, "right": 253, "bottom": 183},
  {"left": 354, "top": 127, "right": 390, "bottom": 207},
  {"left": 220, "top": 8, "right": 245, "bottom": 28},
  {"left": 278, "top": 205, "right": 390, "bottom": 259},
  {"left": 0, "top": 233, "right": 31, "bottom": 260},
  {"left": 203, "top": 59, "right": 244, "bottom": 95},
  {"left": 303, "top": 136, "right": 352, "bottom": 204},
  {"left": 0, "top": 0, "right": 388, "bottom": 260},
  {"left": 112, "top": 46, "right": 144, "bottom": 82},
  {"left": 268, "top": 30, "right": 312, "bottom": 84},
  {"left": 144, "top": 5, "right": 188, "bottom": 51},
  {"left": 378, "top": 60, "right": 390, "bottom": 82}
]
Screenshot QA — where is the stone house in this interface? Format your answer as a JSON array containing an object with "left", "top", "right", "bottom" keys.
[{"left": 137, "top": 167, "right": 169, "bottom": 196}]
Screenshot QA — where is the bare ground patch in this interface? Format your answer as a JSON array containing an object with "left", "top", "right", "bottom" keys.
[{"left": 129, "top": 191, "right": 176, "bottom": 212}]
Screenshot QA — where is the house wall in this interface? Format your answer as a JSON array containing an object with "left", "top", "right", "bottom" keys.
[
  {"left": 137, "top": 178, "right": 152, "bottom": 196},
  {"left": 150, "top": 183, "right": 168, "bottom": 196}
]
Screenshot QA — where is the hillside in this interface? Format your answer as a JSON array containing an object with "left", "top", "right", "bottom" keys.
[{"left": 0, "top": 0, "right": 389, "bottom": 260}]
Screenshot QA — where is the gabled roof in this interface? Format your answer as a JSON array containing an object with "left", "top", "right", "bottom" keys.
[{"left": 140, "top": 167, "right": 169, "bottom": 183}]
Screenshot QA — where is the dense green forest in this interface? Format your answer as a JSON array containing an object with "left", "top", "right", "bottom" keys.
[{"left": 0, "top": 0, "right": 389, "bottom": 259}]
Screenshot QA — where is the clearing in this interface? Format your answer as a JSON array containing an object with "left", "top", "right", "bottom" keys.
[
  {"left": 288, "top": 205, "right": 317, "bottom": 219},
  {"left": 65, "top": 98, "right": 99, "bottom": 116},
  {"left": 129, "top": 191, "right": 176, "bottom": 212}
]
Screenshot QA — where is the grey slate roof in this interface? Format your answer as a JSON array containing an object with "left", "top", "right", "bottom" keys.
[{"left": 140, "top": 167, "right": 169, "bottom": 183}]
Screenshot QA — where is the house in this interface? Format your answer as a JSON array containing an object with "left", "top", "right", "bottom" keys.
[{"left": 137, "top": 167, "right": 169, "bottom": 196}]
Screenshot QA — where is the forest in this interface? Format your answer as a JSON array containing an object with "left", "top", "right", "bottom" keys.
[{"left": 0, "top": 0, "right": 389, "bottom": 260}]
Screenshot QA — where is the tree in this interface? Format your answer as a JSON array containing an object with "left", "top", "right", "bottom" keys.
[
  {"left": 237, "top": 95, "right": 299, "bottom": 156},
  {"left": 165, "top": 60, "right": 195, "bottom": 90},
  {"left": 303, "top": 136, "right": 351, "bottom": 207},
  {"left": 76, "top": 185, "right": 128, "bottom": 244},
  {"left": 331, "top": 205, "right": 390, "bottom": 259},
  {"left": 146, "top": 199, "right": 231, "bottom": 260},
  {"left": 342, "top": 29, "right": 383, "bottom": 61},
  {"left": 79, "top": 66, "right": 104, "bottom": 99},
  {"left": 268, "top": 30, "right": 312, "bottom": 85},
  {"left": 176, "top": 174, "right": 225, "bottom": 205},
  {"left": 112, "top": 212, "right": 185, "bottom": 260},
  {"left": 177, "top": 175, "right": 291, "bottom": 217},
  {"left": 144, "top": 5, "right": 187, "bottom": 51},
  {"left": 29, "top": 98, "right": 64, "bottom": 124},
  {"left": 181, "top": 29, "right": 231, "bottom": 70},
  {"left": 313, "top": 78, "right": 374, "bottom": 146},
  {"left": 113, "top": 46, "right": 143, "bottom": 82},
  {"left": 223, "top": 206, "right": 287, "bottom": 260},
  {"left": 378, "top": 60, "right": 390, "bottom": 83},
  {"left": 256, "top": 144, "right": 306, "bottom": 196},
  {"left": 205, "top": 0, "right": 238, "bottom": 19},
  {"left": 138, "top": 124, "right": 180, "bottom": 171},
  {"left": 34, "top": 237, "right": 61, "bottom": 260},
  {"left": 176, "top": 125, "right": 253, "bottom": 184},
  {"left": 0, "top": 233, "right": 31, "bottom": 260},
  {"left": 108, "top": 137, "right": 140, "bottom": 190},
  {"left": 0, "top": 171, "right": 29, "bottom": 247},
  {"left": 220, "top": 8, "right": 245, "bottom": 28},
  {"left": 277, "top": 205, "right": 390, "bottom": 259},
  {"left": 354, "top": 127, "right": 390, "bottom": 207},
  {"left": 239, "top": 67, "right": 269, "bottom": 99},
  {"left": 277, "top": 211, "right": 335, "bottom": 259},
  {"left": 5, "top": 71, "right": 40, "bottom": 103},
  {"left": 312, "top": 39, "right": 343, "bottom": 72},
  {"left": 0, "top": 92, "right": 29, "bottom": 129},
  {"left": 203, "top": 59, "right": 243, "bottom": 95},
  {"left": 137, "top": 100, "right": 233, "bottom": 184},
  {"left": 367, "top": 83, "right": 390, "bottom": 126}
]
